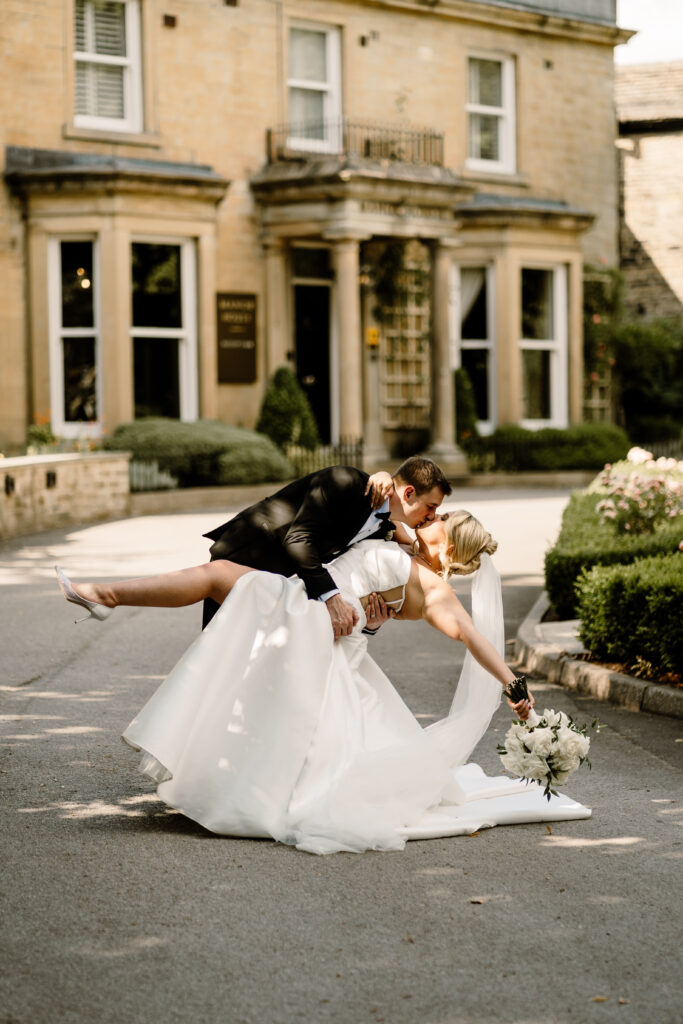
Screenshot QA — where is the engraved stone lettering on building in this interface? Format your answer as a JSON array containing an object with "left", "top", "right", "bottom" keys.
[
  {"left": 360, "top": 201, "right": 451, "bottom": 220},
  {"left": 217, "top": 293, "right": 257, "bottom": 383}
]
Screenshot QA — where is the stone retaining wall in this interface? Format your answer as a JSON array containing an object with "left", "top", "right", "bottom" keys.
[{"left": 0, "top": 452, "right": 131, "bottom": 542}]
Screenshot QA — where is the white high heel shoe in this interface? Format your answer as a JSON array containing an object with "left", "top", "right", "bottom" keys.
[{"left": 55, "top": 566, "right": 114, "bottom": 623}]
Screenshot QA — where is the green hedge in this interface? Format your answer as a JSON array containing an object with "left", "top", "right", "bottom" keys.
[
  {"left": 480, "top": 423, "right": 628, "bottom": 472},
  {"left": 576, "top": 553, "right": 683, "bottom": 675},
  {"left": 256, "top": 367, "right": 319, "bottom": 451},
  {"left": 545, "top": 491, "right": 682, "bottom": 618},
  {"left": 109, "top": 418, "right": 293, "bottom": 487}
]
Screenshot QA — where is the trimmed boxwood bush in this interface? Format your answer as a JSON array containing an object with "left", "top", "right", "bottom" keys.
[
  {"left": 545, "top": 491, "right": 682, "bottom": 618},
  {"left": 482, "top": 423, "right": 629, "bottom": 472},
  {"left": 256, "top": 367, "right": 319, "bottom": 451},
  {"left": 576, "top": 553, "right": 683, "bottom": 675},
  {"left": 109, "top": 418, "right": 293, "bottom": 487}
]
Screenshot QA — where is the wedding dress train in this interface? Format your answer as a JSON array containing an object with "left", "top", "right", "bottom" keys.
[{"left": 122, "top": 541, "right": 590, "bottom": 854}]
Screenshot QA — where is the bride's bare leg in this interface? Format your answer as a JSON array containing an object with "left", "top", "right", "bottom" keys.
[{"left": 72, "top": 561, "right": 255, "bottom": 609}]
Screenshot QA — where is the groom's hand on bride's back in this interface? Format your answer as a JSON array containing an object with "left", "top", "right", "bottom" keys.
[{"left": 325, "top": 593, "right": 359, "bottom": 639}]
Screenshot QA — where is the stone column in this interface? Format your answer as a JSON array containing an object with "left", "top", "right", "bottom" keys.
[
  {"left": 263, "top": 237, "right": 289, "bottom": 377},
  {"left": 331, "top": 238, "right": 364, "bottom": 439},
  {"left": 427, "top": 240, "right": 467, "bottom": 472},
  {"left": 197, "top": 230, "right": 217, "bottom": 419},
  {"left": 99, "top": 220, "right": 133, "bottom": 431},
  {"left": 567, "top": 255, "right": 583, "bottom": 425}
]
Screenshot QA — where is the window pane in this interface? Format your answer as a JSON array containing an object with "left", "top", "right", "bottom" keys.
[
  {"left": 521, "top": 269, "right": 554, "bottom": 340},
  {"left": 75, "top": 1, "right": 126, "bottom": 56},
  {"left": 461, "top": 268, "right": 487, "bottom": 340},
  {"left": 469, "top": 58, "right": 502, "bottom": 108},
  {"left": 76, "top": 61, "right": 125, "bottom": 119},
  {"left": 61, "top": 241, "right": 94, "bottom": 328},
  {"left": 289, "top": 28, "right": 327, "bottom": 82},
  {"left": 131, "top": 243, "right": 182, "bottom": 329},
  {"left": 292, "top": 248, "right": 332, "bottom": 279},
  {"left": 63, "top": 337, "right": 97, "bottom": 421},
  {"left": 74, "top": 0, "right": 87, "bottom": 50},
  {"left": 134, "top": 338, "right": 180, "bottom": 419},
  {"left": 468, "top": 113, "right": 500, "bottom": 162},
  {"left": 93, "top": 1, "right": 127, "bottom": 57},
  {"left": 522, "top": 349, "right": 551, "bottom": 419},
  {"left": 461, "top": 348, "right": 489, "bottom": 421},
  {"left": 289, "top": 88, "right": 325, "bottom": 134}
]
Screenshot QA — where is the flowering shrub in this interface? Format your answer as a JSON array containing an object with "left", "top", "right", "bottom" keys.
[{"left": 595, "top": 447, "right": 683, "bottom": 534}]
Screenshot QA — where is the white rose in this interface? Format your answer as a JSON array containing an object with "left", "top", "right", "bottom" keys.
[
  {"left": 557, "top": 726, "right": 591, "bottom": 760},
  {"left": 552, "top": 752, "right": 580, "bottom": 776},
  {"left": 517, "top": 754, "right": 550, "bottom": 782},
  {"left": 500, "top": 751, "right": 525, "bottom": 777},
  {"left": 527, "top": 727, "right": 554, "bottom": 758},
  {"left": 504, "top": 724, "right": 526, "bottom": 753},
  {"left": 542, "top": 709, "right": 562, "bottom": 728}
]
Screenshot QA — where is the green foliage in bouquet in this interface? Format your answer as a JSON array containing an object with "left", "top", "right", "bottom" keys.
[
  {"left": 544, "top": 491, "right": 682, "bottom": 618},
  {"left": 108, "top": 418, "right": 293, "bottom": 487},
  {"left": 576, "top": 553, "right": 683, "bottom": 677},
  {"left": 256, "top": 367, "right": 320, "bottom": 452}
]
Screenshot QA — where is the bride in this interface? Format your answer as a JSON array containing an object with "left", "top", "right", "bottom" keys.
[{"left": 56, "top": 510, "right": 590, "bottom": 854}]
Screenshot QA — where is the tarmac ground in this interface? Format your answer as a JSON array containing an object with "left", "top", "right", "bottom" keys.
[{"left": 1, "top": 488, "right": 681, "bottom": 1024}]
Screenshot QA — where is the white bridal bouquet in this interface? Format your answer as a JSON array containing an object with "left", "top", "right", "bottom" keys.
[{"left": 499, "top": 676, "right": 599, "bottom": 800}]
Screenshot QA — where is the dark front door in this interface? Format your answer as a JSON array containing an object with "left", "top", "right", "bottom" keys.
[{"left": 294, "top": 283, "right": 331, "bottom": 443}]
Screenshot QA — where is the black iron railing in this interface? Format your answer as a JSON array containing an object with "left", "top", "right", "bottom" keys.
[
  {"left": 266, "top": 119, "right": 444, "bottom": 167},
  {"left": 286, "top": 437, "right": 364, "bottom": 476}
]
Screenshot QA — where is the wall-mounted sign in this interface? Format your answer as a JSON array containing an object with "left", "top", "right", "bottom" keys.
[
  {"left": 366, "top": 327, "right": 380, "bottom": 348},
  {"left": 216, "top": 292, "right": 257, "bottom": 383}
]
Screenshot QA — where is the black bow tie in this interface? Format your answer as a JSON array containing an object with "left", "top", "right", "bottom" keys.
[
  {"left": 373, "top": 516, "right": 394, "bottom": 540},
  {"left": 375, "top": 511, "right": 391, "bottom": 520}
]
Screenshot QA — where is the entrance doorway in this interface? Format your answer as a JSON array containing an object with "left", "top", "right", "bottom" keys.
[{"left": 292, "top": 248, "right": 333, "bottom": 443}]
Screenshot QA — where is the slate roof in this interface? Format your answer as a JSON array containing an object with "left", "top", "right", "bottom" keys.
[{"left": 616, "top": 62, "right": 683, "bottom": 127}]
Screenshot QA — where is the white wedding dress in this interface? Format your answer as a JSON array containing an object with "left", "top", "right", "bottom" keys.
[{"left": 123, "top": 541, "right": 590, "bottom": 854}]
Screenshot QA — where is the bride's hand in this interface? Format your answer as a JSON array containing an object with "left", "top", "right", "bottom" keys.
[
  {"left": 364, "top": 592, "right": 395, "bottom": 632},
  {"left": 507, "top": 690, "right": 535, "bottom": 722},
  {"left": 365, "top": 472, "right": 394, "bottom": 509}
]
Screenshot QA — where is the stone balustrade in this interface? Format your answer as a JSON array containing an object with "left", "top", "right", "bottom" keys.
[{"left": 0, "top": 452, "right": 131, "bottom": 542}]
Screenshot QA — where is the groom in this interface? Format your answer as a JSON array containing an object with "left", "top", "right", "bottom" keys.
[{"left": 202, "top": 456, "right": 451, "bottom": 637}]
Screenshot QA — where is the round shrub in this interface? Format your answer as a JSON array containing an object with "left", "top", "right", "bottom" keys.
[
  {"left": 257, "top": 367, "right": 319, "bottom": 451},
  {"left": 108, "top": 418, "right": 293, "bottom": 487},
  {"left": 216, "top": 445, "right": 292, "bottom": 486}
]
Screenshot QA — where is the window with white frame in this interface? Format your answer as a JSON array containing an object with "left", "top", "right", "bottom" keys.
[
  {"left": 520, "top": 266, "right": 568, "bottom": 427},
  {"left": 131, "top": 240, "right": 198, "bottom": 421},
  {"left": 287, "top": 23, "right": 342, "bottom": 152},
  {"left": 74, "top": 0, "right": 142, "bottom": 133},
  {"left": 458, "top": 265, "right": 495, "bottom": 434},
  {"left": 466, "top": 55, "right": 516, "bottom": 174},
  {"left": 49, "top": 238, "right": 102, "bottom": 437}
]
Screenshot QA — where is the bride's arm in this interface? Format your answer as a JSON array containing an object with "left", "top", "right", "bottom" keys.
[{"left": 417, "top": 569, "right": 534, "bottom": 718}]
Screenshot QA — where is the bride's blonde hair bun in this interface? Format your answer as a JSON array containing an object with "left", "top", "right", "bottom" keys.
[{"left": 439, "top": 510, "right": 497, "bottom": 578}]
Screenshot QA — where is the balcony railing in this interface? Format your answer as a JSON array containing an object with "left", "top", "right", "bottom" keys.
[{"left": 266, "top": 119, "right": 444, "bottom": 167}]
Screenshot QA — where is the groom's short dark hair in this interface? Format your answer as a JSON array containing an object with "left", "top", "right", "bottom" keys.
[{"left": 393, "top": 457, "right": 452, "bottom": 496}]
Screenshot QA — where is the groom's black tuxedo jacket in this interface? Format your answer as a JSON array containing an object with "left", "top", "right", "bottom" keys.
[{"left": 203, "top": 465, "right": 393, "bottom": 608}]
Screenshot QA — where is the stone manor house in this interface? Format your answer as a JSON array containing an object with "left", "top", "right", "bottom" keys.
[{"left": 1, "top": 0, "right": 630, "bottom": 465}]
